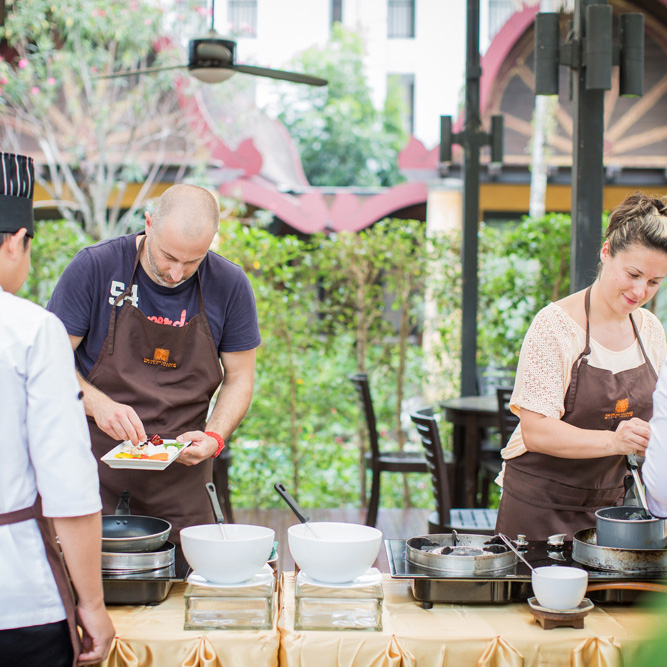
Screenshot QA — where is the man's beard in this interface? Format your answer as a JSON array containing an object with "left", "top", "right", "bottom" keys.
[{"left": 146, "top": 238, "right": 188, "bottom": 288}]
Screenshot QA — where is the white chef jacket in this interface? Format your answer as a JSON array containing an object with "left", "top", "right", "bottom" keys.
[
  {"left": 645, "top": 359, "right": 667, "bottom": 518},
  {"left": 0, "top": 286, "right": 101, "bottom": 630}
]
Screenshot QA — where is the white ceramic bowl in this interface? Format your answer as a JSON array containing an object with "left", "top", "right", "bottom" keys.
[
  {"left": 531, "top": 565, "right": 588, "bottom": 610},
  {"left": 180, "top": 524, "right": 275, "bottom": 584},
  {"left": 288, "top": 522, "right": 383, "bottom": 583}
]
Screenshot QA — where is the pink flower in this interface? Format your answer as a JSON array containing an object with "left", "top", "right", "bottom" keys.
[
  {"left": 0, "top": 77, "right": 7, "bottom": 85},
  {"left": 18, "top": 58, "right": 28, "bottom": 69},
  {"left": 92, "top": 8, "right": 106, "bottom": 17},
  {"left": 129, "top": 0, "right": 138, "bottom": 8},
  {"left": 31, "top": 86, "right": 40, "bottom": 94},
  {"left": 46, "top": 77, "right": 56, "bottom": 85}
]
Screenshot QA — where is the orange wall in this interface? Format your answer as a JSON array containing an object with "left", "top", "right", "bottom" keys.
[
  {"left": 480, "top": 183, "right": 667, "bottom": 219},
  {"left": 33, "top": 182, "right": 172, "bottom": 212}
]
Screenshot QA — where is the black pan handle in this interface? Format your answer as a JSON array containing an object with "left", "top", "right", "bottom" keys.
[
  {"left": 115, "top": 490, "right": 131, "bottom": 516},
  {"left": 205, "top": 482, "right": 226, "bottom": 524},
  {"left": 274, "top": 482, "right": 310, "bottom": 523}
]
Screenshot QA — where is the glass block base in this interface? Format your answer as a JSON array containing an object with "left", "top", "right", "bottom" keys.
[
  {"left": 294, "top": 567, "right": 383, "bottom": 631},
  {"left": 185, "top": 594, "right": 274, "bottom": 630},
  {"left": 184, "top": 564, "right": 275, "bottom": 630},
  {"left": 295, "top": 596, "right": 382, "bottom": 631}
]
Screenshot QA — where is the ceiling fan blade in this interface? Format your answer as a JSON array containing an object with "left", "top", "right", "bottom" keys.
[
  {"left": 230, "top": 64, "right": 327, "bottom": 87},
  {"left": 94, "top": 64, "right": 188, "bottom": 80}
]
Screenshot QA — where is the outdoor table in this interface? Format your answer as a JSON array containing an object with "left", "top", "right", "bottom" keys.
[
  {"left": 96, "top": 574, "right": 658, "bottom": 666},
  {"left": 440, "top": 395, "right": 499, "bottom": 508},
  {"left": 279, "top": 573, "right": 656, "bottom": 667}
]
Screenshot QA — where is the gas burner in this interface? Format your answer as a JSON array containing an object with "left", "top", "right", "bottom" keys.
[
  {"left": 387, "top": 536, "right": 664, "bottom": 607},
  {"left": 406, "top": 534, "right": 516, "bottom": 575}
]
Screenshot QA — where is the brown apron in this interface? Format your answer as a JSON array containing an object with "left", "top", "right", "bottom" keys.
[
  {"left": 87, "top": 235, "right": 222, "bottom": 571},
  {"left": 496, "top": 287, "right": 658, "bottom": 540},
  {"left": 0, "top": 496, "right": 80, "bottom": 666}
]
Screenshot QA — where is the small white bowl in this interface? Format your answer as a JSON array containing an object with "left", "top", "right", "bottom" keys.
[
  {"left": 288, "top": 522, "right": 382, "bottom": 584},
  {"left": 180, "top": 524, "right": 275, "bottom": 584},
  {"left": 531, "top": 565, "right": 588, "bottom": 611}
]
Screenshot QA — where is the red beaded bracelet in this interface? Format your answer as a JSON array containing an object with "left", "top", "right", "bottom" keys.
[{"left": 205, "top": 431, "right": 225, "bottom": 458}]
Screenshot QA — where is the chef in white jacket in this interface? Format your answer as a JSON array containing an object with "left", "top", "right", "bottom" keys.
[
  {"left": 644, "top": 359, "right": 667, "bottom": 517},
  {"left": 0, "top": 152, "right": 114, "bottom": 666}
]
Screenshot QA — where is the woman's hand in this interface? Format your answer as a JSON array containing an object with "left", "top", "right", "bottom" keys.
[{"left": 611, "top": 418, "right": 651, "bottom": 455}]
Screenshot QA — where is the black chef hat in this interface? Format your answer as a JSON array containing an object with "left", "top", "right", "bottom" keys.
[{"left": 0, "top": 152, "right": 34, "bottom": 238}]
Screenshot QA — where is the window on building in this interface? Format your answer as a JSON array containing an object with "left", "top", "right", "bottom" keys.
[
  {"left": 387, "top": 0, "right": 415, "bottom": 39},
  {"left": 389, "top": 73, "right": 415, "bottom": 135},
  {"left": 331, "top": 0, "right": 343, "bottom": 27},
  {"left": 228, "top": 0, "right": 257, "bottom": 38}
]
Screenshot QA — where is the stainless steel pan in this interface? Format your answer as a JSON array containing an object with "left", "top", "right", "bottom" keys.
[
  {"left": 102, "top": 541, "right": 176, "bottom": 572},
  {"left": 102, "top": 491, "right": 171, "bottom": 553}
]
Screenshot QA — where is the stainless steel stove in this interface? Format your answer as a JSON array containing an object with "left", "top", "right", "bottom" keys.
[{"left": 386, "top": 533, "right": 667, "bottom": 608}]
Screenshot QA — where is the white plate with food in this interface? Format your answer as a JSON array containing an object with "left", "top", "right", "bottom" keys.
[{"left": 101, "top": 436, "right": 191, "bottom": 470}]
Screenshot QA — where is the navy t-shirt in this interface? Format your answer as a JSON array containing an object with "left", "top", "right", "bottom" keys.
[{"left": 47, "top": 233, "right": 261, "bottom": 377}]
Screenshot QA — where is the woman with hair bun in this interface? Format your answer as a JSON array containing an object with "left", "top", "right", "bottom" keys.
[{"left": 495, "top": 192, "right": 667, "bottom": 540}]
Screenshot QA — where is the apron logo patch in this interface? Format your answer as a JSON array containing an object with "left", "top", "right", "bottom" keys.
[
  {"left": 143, "top": 347, "right": 177, "bottom": 368},
  {"left": 605, "top": 398, "right": 633, "bottom": 420}
]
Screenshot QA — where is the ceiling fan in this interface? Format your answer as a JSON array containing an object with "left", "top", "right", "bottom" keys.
[{"left": 99, "top": 0, "right": 327, "bottom": 87}]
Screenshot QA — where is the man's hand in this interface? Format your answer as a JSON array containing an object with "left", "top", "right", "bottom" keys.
[
  {"left": 175, "top": 431, "right": 217, "bottom": 465},
  {"left": 92, "top": 394, "right": 146, "bottom": 445}
]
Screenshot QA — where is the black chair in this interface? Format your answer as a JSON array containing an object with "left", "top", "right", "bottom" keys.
[
  {"left": 476, "top": 365, "right": 516, "bottom": 506},
  {"left": 212, "top": 444, "right": 234, "bottom": 523},
  {"left": 349, "top": 373, "right": 429, "bottom": 527},
  {"left": 410, "top": 407, "right": 497, "bottom": 535},
  {"left": 497, "top": 386, "right": 520, "bottom": 448},
  {"left": 477, "top": 387, "right": 520, "bottom": 508}
]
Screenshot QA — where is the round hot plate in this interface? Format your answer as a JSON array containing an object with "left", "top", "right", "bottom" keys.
[
  {"left": 572, "top": 528, "right": 667, "bottom": 574},
  {"left": 406, "top": 533, "right": 517, "bottom": 575}
]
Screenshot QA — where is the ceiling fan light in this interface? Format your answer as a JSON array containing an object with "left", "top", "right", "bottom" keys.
[{"left": 189, "top": 67, "right": 236, "bottom": 84}]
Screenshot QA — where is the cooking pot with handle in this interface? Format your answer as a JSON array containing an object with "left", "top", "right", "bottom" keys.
[{"left": 595, "top": 506, "right": 667, "bottom": 550}]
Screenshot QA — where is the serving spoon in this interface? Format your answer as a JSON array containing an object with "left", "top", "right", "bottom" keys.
[
  {"left": 205, "top": 482, "right": 228, "bottom": 540},
  {"left": 274, "top": 482, "right": 322, "bottom": 540}
]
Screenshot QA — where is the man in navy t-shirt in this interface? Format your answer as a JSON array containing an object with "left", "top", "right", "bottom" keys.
[{"left": 47, "top": 184, "right": 261, "bottom": 542}]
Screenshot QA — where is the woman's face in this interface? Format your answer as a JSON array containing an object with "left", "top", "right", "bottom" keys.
[{"left": 599, "top": 241, "right": 667, "bottom": 314}]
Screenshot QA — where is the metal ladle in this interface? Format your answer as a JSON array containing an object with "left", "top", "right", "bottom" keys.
[
  {"left": 205, "top": 482, "right": 228, "bottom": 540},
  {"left": 627, "top": 453, "right": 652, "bottom": 518},
  {"left": 498, "top": 533, "right": 534, "bottom": 572}
]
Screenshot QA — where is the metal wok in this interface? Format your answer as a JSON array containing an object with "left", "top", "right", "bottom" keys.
[{"left": 102, "top": 491, "right": 171, "bottom": 553}]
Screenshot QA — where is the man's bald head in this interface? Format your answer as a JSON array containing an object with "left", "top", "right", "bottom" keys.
[{"left": 151, "top": 184, "right": 220, "bottom": 239}]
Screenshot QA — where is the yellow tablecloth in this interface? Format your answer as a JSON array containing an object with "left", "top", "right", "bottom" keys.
[
  {"left": 99, "top": 582, "right": 280, "bottom": 667},
  {"left": 278, "top": 574, "right": 660, "bottom": 667},
  {"left": 97, "top": 575, "right": 662, "bottom": 667}
]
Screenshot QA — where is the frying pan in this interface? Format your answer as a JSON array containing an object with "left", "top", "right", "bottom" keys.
[{"left": 102, "top": 491, "right": 171, "bottom": 553}]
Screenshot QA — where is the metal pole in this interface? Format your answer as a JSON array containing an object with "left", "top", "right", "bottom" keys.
[
  {"left": 570, "top": 0, "right": 605, "bottom": 292},
  {"left": 460, "top": 0, "right": 481, "bottom": 396}
]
